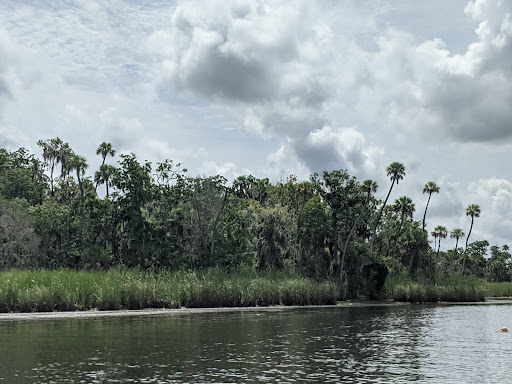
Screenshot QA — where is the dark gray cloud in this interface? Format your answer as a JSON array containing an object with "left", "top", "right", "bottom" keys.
[
  {"left": 431, "top": 73, "right": 512, "bottom": 142},
  {"left": 294, "top": 126, "right": 368, "bottom": 174},
  {"left": 167, "top": 0, "right": 331, "bottom": 110}
]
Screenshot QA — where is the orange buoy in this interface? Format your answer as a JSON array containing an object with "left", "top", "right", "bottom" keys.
[{"left": 502, "top": 327, "right": 508, "bottom": 332}]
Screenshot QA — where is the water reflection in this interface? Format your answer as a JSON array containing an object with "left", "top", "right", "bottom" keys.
[{"left": 1, "top": 304, "right": 512, "bottom": 383}]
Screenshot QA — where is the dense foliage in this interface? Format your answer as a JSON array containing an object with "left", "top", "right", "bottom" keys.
[{"left": 0, "top": 139, "right": 509, "bottom": 299}]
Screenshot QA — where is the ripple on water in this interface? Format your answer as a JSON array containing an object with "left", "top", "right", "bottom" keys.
[{"left": 2, "top": 305, "right": 512, "bottom": 382}]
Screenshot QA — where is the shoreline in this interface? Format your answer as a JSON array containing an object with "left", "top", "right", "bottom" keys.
[{"left": 2, "top": 299, "right": 512, "bottom": 322}]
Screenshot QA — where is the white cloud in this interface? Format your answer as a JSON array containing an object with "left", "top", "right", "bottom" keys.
[
  {"left": 359, "top": 0, "right": 512, "bottom": 143},
  {"left": 464, "top": 178, "right": 512, "bottom": 246},
  {"left": 153, "top": 0, "right": 388, "bottom": 178},
  {"left": 200, "top": 160, "right": 239, "bottom": 180},
  {"left": 265, "top": 143, "right": 310, "bottom": 181},
  {"left": 1, "top": 0, "right": 512, "bottom": 248}
]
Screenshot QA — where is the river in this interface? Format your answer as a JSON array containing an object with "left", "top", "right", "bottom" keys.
[{"left": 1, "top": 303, "right": 512, "bottom": 383}]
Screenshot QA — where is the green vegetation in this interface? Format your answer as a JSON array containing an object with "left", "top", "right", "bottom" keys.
[
  {"left": 482, "top": 282, "right": 512, "bottom": 297},
  {"left": 0, "top": 139, "right": 510, "bottom": 311},
  {"left": 0, "top": 268, "right": 336, "bottom": 312},
  {"left": 385, "top": 274, "right": 485, "bottom": 302}
]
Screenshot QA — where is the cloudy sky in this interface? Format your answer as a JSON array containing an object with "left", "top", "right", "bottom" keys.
[{"left": 1, "top": 0, "right": 511, "bottom": 249}]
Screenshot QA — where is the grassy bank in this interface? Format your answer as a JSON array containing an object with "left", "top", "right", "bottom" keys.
[
  {"left": 0, "top": 268, "right": 337, "bottom": 313},
  {"left": 482, "top": 282, "right": 512, "bottom": 297},
  {"left": 385, "top": 274, "right": 486, "bottom": 302}
]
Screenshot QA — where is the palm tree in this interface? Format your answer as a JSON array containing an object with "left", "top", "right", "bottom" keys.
[
  {"left": 422, "top": 181, "right": 440, "bottom": 231},
  {"left": 435, "top": 225, "right": 448, "bottom": 254},
  {"left": 67, "top": 154, "right": 89, "bottom": 198},
  {"left": 431, "top": 228, "right": 439, "bottom": 251},
  {"left": 362, "top": 179, "right": 379, "bottom": 203},
  {"left": 94, "top": 164, "right": 117, "bottom": 197},
  {"left": 58, "top": 143, "right": 73, "bottom": 179},
  {"left": 37, "top": 137, "right": 64, "bottom": 196},
  {"left": 464, "top": 204, "right": 481, "bottom": 250},
  {"left": 340, "top": 179, "right": 378, "bottom": 283},
  {"left": 394, "top": 196, "right": 415, "bottom": 231},
  {"left": 96, "top": 142, "right": 116, "bottom": 166},
  {"left": 392, "top": 196, "right": 415, "bottom": 269},
  {"left": 372, "top": 162, "right": 406, "bottom": 243},
  {"left": 462, "top": 204, "right": 481, "bottom": 274},
  {"left": 432, "top": 225, "right": 447, "bottom": 275},
  {"left": 450, "top": 228, "right": 465, "bottom": 265}
]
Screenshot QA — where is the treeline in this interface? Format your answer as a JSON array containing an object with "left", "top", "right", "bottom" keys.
[{"left": 0, "top": 138, "right": 510, "bottom": 298}]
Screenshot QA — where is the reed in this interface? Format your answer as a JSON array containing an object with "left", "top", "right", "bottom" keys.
[
  {"left": 482, "top": 282, "right": 512, "bottom": 297},
  {"left": 0, "top": 268, "right": 337, "bottom": 313},
  {"left": 385, "top": 274, "right": 485, "bottom": 302}
]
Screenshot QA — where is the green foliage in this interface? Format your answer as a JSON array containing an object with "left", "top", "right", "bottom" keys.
[
  {"left": 181, "top": 176, "right": 231, "bottom": 268},
  {"left": 486, "top": 245, "right": 512, "bottom": 282},
  {"left": 111, "top": 153, "right": 154, "bottom": 266},
  {"left": 0, "top": 140, "right": 505, "bottom": 307},
  {"left": 385, "top": 273, "right": 485, "bottom": 302},
  {"left": 297, "top": 195, "right": 330, "bottom": 279},
  {"left": 0, "top": 148, "right": 46, "bottom": 204},
  {"left": 248, "top": 202, "right": 294, "bottom": 271},
  {"left": 29, "top": 201, "right": 79, "bottom": 268},
  {"left": 483, "top": 281, "right": 512, "bottom": 297},
  {"left": 0, "top": 268, "right": 336, "bottom": 312},
  {"left": 0, "top": 198, "right": 40, "bottom": 268}
]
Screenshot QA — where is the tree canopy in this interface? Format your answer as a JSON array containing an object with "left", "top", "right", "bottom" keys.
[{"left": 0, "top": 139, "right": 507, "bottom": 297}]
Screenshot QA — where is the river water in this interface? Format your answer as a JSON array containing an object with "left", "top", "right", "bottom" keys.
[{"left": 1, "top": 303, "right": 512, "bottom": 383}]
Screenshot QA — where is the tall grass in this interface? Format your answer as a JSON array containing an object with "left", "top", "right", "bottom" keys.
[
  {"left": 482, "top": 282, "right": 512, "bottom": 297},
  {"left": 385, "top": 274, "right": 485, "bottom": 302},
  {"left": 0, "top": 268, "right": 336, "bottom": 313}
]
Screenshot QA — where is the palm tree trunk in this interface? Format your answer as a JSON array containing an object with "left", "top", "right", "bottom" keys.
[
  {"left": 462, "top": 218, "right": 474, "bottom": 275},
  {"left": 422, "top": 193, "right": 431, "bottom": 231},
  {"left": 465, "top": 217, "right": 474, "bottom": 251},
  {"left": 455, "top": 238, "right": 459, "bottom": 272},
  {"left": 371, "top": 179, "right": 395, "bottom": 245},
  {"left": 436, "top": 240, "right": 440, "bottom": 276}
]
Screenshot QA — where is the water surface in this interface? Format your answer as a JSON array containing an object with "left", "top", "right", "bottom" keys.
[{"left": 1, "top": 304, "right": 512, "bottom": 383}]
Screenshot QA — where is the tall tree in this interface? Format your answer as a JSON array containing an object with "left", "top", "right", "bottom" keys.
[
  {"left": 431, "top": 228, "right": 439, "bottom": 251},
  {"left": 391, "top": 196, "right": 415, "bottom": 269},
  {"left": 464, "top": 204, "right": 481, "bottom": 250},
  {"left": 340, "top": 179, "right": 378, "bottom": 284},
  {"left": 450, "top": 228, "right": 465, "bottom": 264},
  {"left": 372, "top": 162, "right": 405, "bottom": 243},
  {"left": 432, "top": 225, "right": 447, "bottom": 275},
  {"left": 394, "top": 196, "right": 415, "bottom": 232},
  {"left": 270, "top": 176, "right": 315, "bottom": 269},
  {"left": 312, "top": 170, "right": 359, "bottom": 279},
  {"left": 111, "top": 154, "right": 154, "bottom": 266},
  {"left": 183, "top": 176, "right": 232, "bottom": 267},
  {"left": 96, "top": 142, "right": 116, "bottom": 166},
  {"left": 434, "top": 225, "right": 447, "bottom": 255},
  {"left": 422, "top": 181, "right": 440, "bottom": 231},
  {"left": 94, "top": 164, "right": 117, "bottom": 197},
  {"left": 463, "top": 204, "right": 481, "bottom": 274},
  {"left": 58, "top": 143, "right": 73, "bottom": 179},
  {"left": 67, "top": 154, "right": 88, "bottom": 199},
  {"left": 37, "top": 137, "right": 64, "bottom": 196}
]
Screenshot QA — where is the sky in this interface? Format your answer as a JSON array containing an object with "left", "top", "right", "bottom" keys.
[{"left": 0, "top": 0, "right": 511, "bottom": 250}]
